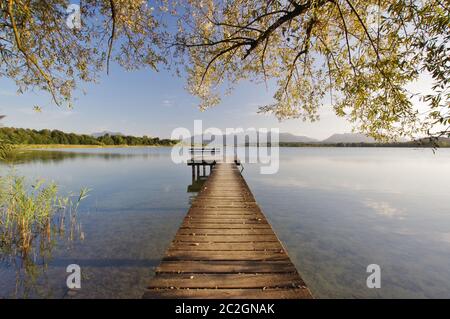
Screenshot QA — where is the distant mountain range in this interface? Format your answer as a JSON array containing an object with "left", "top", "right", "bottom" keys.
[
  {"left": 184, "top": 132, "right": 317, "bottom": 144},
  {"left": 91, "top": 131, "right": 123, "bottom": 138},
  {"left": 184, "top": 132, "right": 407, "bottom": 144},
  {"left": 92, "top": 131, "right": 383, "bottom": 144},
  {"left": 89, "top": 130, "right": 449, "bottom": 146},
  {"left": 282, "top": 132, "right": 413, "bottom": 143},
  {"left": 320, "top": 133, "right": 377, "bottom": 143},
  {"left": 278, "top": 133, "right": 318, "bottom": 143}
]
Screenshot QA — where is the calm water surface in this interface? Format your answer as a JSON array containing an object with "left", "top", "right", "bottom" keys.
[{"left": 1, "top": 147, "right": 449, "bottom": 298}]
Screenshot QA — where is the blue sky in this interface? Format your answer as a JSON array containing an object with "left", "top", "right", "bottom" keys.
[
  {"left": 0, "top": 61, "right": 353, "bottom": 140},
  {"left": 0, "top": 44, "right": 433, "bottom": 140}
]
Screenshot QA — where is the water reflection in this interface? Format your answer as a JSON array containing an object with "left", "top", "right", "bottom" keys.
[
  {"left": 1, "top": 147, "right": 449, "bottom": 298},
  {"left": 187, "top": 178, "right": 206, "bottom": 193},
  {"left": 243, "top": 147, "right": 450, "bottom": 298},
  {"left": 10, "top": 149, "right": 164, "bottom": 164}
]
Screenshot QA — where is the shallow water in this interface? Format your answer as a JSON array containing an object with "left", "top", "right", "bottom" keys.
[{"left": 1, "top": 147, "right": 449, "bottom": 298}]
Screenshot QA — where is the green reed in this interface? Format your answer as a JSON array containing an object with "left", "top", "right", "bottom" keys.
[
  {"left": 0, "top": 141, "right": 17, "bottom": 162},
  {"left": 0, "top": 171, "right": 89, "bottom": 297}
]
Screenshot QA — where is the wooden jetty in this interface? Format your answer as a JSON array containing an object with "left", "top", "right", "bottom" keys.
[{"left": 143, "top": 162, "right": 313, "bottom": 299}]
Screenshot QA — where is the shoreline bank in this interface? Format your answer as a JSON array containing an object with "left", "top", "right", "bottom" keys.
[{"left": 15, "top": 144, "right": 176, "bottom": 150}]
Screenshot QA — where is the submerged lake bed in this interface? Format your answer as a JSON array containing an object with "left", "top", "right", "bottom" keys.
[{"left": 1, "top": 147, "right": 449, "bottom": 298}]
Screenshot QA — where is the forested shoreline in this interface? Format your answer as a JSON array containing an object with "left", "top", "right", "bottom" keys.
[
  {"left": 0, "top": 127, "right": 177, "bottom": 146},
  {"left": 279, "top": 140, "right": 450, "bottom": 148}
]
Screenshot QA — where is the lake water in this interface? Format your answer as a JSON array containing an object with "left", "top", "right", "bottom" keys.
[{"left": 1, "top": 147, "right": 450, "bottom": 298}]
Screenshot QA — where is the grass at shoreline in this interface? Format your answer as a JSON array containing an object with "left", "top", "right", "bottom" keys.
[{"left": 16, "top": 144, "right": 175, "bottom": 150}]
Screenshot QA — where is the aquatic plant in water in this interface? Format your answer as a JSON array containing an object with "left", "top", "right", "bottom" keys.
[
  {"left": 0, "top": 172, "right": 88, "bottom": 297},
  {"left": 0, "top": 140, "right": 17, "bottom": 162}
]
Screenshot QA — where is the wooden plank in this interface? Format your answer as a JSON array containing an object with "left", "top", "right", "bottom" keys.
[
  {"left": 195, "top": 195, "right": 252, "bottom": 198},
  {"left": 188, "top": 207, "right": 262, "bottom": 213},
  {"left": 184, "top": 216, "right": 267, "bottom": 221},
  {"left": 169, "top": 242, "right": 283, "bottom": 251},
  {"left": 143, "top": 288, "right": 312, "bottom": 299},
  {"left": 200, "top": 192, "right": 250, "bottom": 195},
  {"left": 191, "top": 201, "right": 259, "bottom": 206},
  {"left": 190, "top": 207, "right": 260, "bottom": 211},
  {"left": 193, "top": 198, "right": 254, "bottom": 202},
  {"left": 186, "top": 216, "right": 264, "bottom": 221},
  {"left": 177, "top": 228, "right": 274, "bottom": 235},
  {"left": 187, "top": 212, "right": 262, "bottom": 216},
  {"left": 155, "top": 260, "right": 296, "bottom": 273},
  {"left": 147, "top": 273, "right": 304, "bottom": 289},
  {"left": 174, "top": 234, "right": 279, "bottom": 242},
  {"left": 183, "top": 218, "right": 267, "bottom": 223},
  {"left": 182, "top": 218, "right": 269, "bottom": 225},
  {"left": 183, "top": 219, "right": 267, "bottom": 223},
  {"left": 164, "top": 250, "right": 287, "bottom": 261},
  {"left": 181, "top": 224, "right": 270, "bottom": 229}
]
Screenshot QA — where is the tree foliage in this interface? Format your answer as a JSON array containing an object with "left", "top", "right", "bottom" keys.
[
  {"left": 0, "top": 127, "right": 177, "bottom": 146},
  {"left": 0, "top": 0, "right": 449, "bottom": 140},
  {"left": 167, "top": 0, "right": 449, "bottom": 140},
  {"left": 0, "top": 0, "right": 162, "bottom": 105}
]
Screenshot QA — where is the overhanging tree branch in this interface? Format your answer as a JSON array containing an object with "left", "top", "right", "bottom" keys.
[
  {"left": 7, "top": 0, "right": 59, "bottom": 105},
  {"left": 243, "top": 1, "right": 314, "bottom": 59},
  {"left": 284, "top": 17, "right": 317, "bottom": 94},
  {"left": 107, "top": 0, "right": 116, "bottom": 75}
]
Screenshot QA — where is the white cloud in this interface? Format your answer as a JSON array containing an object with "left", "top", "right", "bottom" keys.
[
  {"left": 364, "top": 199, "right": 406, "bottom": 219},
  {"left": 162, "top": 99, "right": 174, "bottom": 107}
]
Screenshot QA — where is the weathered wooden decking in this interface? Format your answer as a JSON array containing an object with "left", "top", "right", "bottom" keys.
[{"left": 143, "top": 162, "right": 312, "bottom": 299}]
